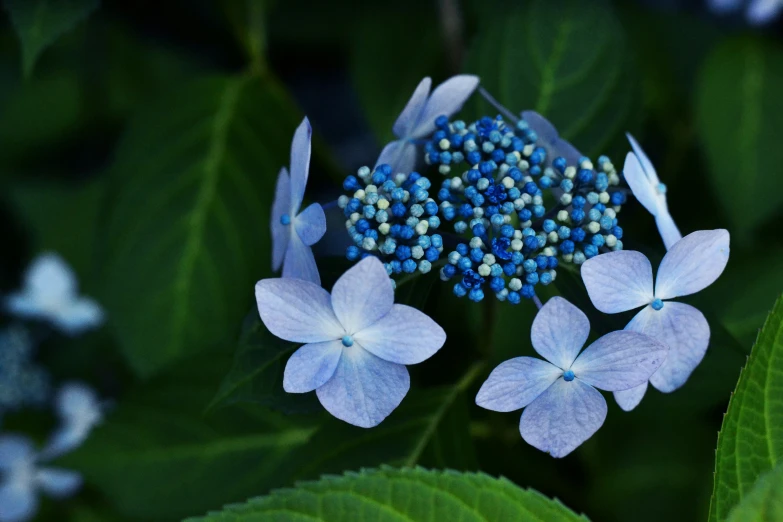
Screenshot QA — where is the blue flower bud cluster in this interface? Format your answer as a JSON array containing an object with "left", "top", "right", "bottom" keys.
[
  {"left": 339, "top": 164, "right": 443, "bottom": 279},
  {"left": 0, "top": 326, "right": 50, "bottom": 418},
  {"left": 427, "top": 115, "right": 626, "bottom": 303}
]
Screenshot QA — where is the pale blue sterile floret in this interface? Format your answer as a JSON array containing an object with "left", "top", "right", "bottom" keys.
[
  {"left": 581, "top": 229, "right": 730, "bottom": 411},
  {"left": 475, "top": 296, "right": 667, "bottom": 458},
  {"left": 4, "top": 253, "right": 104, "bottom": 336},
  {"left": 623, "top": 133, "right": 682, "bottom": 250},
  {"left": 376, "top": 75, "right": 480, "bottom": 175},
  {"left": 271, "top": 117, "right": 327, "bottom": 285},
  {"left": 38, "top": 382, "right": 104, "bottom": 461},
  {"left": 708, "top": 0, "right": 783, "bottom": 24},
  {"left": 0, "top": 327, "right": 49, "bottom": 423},
  {"left": 0, "top": 434, "right": 82, "bottom": 522},
  {"left": 255, "top": 256, "right": 447, "bottom": 428}
]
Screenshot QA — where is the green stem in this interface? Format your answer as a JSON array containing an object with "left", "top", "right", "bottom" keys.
[{"left": 245, "top": 0, "right": 267, "bottom": 74}]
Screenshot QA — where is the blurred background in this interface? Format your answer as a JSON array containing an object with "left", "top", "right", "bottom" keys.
[{"left": 0, "top": 0, "right": 781, "bottom": 520}]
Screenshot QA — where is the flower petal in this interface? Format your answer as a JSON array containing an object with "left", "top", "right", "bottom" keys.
[
  {"left": 315, "top": 345, "right": 410, "bottom": 428},
  {"left": 25, "top": 253, "right": 77, "bottom": 302},
  {"left": 375, "top": 140, "right": 418, "bottom": 175},
  {"left": 295, "top": 203, "right": 327, "bottom": 246},
  {"left": 53, "top": 297, "right": 105, "bottom": 335},
  {"left": 0, "top": 483, "right": 37, "bottom": 522},
  {"left": 255, "top": 278, "right": 343, "bottom": 343},
  {"left": 413, "top": 75, "right": 480, "bottom": 138},
  {"left": 476, "top": 357, "right": 562, "bottom": 412},
  {"left": 581, "top": 250, "right": 655, "bottom": 313},
  {"left": 289, "top": 117, "right": 312, "bottom": 215},
  {"left": 330, "top": 257, "right": 394, "bottom": 334},
  {"left": 571, "top": 331, "right": 668, "bottom": 392},
  {"left": 625, "top": 133, "right": 660, "bottom": 185},
  {"left": 655, "top": 210, "right": 683, "bottom": 251},
  {"left": 613, "top": 382, "right": 648, "bottom": 412},
  {"left": 654, "top": 229, "right": 730, "bottom": 300},
  {"left": 521, "top": 111, "right": 582, "bottom": 166},
  {"left": 531, "top": 297, "right": 590, "bottom": 369},
  {"left": 271, "top": 167, "right": 291, "bottom": 271},
  {"left": 747, "top": 0, "right": 783, "bottom": 24},
  {"left": 392, "top": 77, "right": 432, "bottom": 138},
  {"left": 354, "top": 304, "right": 445, "bottom": 365},
  {"left": 283, "top": 340, "right": 343, "bottom": 393},
  {"left": 627, "top": 302, "right": 711, "bottom": 393},
  {"left": 35, "top": 468, "right": 82, "bottom": 498},
  {"left": 40, "top": 382, "right": 102, "bottom": 459},
  {"left": 622, "top": 151, "right": 659, "bottom": 216},
  {"left": 519, "top": 378, "right": 607, "bottom": 458},
  {"left": 0, "top": 435, "right": 35, "bottom": 470},
  {"left": 282, "top": 234, "right": 322, "bottom": 285}
]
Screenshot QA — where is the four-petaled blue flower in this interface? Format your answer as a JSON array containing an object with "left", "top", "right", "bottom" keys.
[
  {"left": 271, "top": 117, "right": 327, "bottom": 285},
  {"left": 623, "top": 133, "right": 682, "bottom": 250},
  {"left": 4, "top": 253, "right": 104, "bottom": 335},
  {"left": 581, "top": 229, "right": 730, "bottom": 411},
  {"left": 255, "top": 256, "right": 446, "bottom": 428},
  {"left": 0, "top": 435, "right": 82, "bottom": 522},
  {"left": 376, "top": 75, "right": 479, "bottom": 174},
  {"left": 39, "top": 382, "right": 104, "bottom": 461},
  {"left": 476, "top": 297, "right": 667, "bottom": 458}
]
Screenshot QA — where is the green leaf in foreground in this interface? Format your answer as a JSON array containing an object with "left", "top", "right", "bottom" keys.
[
  {"left": 100, "top": 74, "right": 300, "bottom": 377},
  {"left": 710, "top": 295, "right": 783, "bottom": 521},
  {"left": 696, "top": 37, "right": 783, "bottom": 237},
  {"left": 186, "top": 467, "right": 588, "bottom": 522},
  {"left": 3, "top": 0, "right": 99, "bottom": 76},
  {"left": 727, "top": 463, "right": 783, "bottom": 522}
]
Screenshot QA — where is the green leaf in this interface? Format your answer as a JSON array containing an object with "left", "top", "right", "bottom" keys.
[
  {"left": 187, "top": 467, "right": 588, "bottom": 521},
  {"left": 696, "top": 37, "right": 783, "bottom": 237},
  {"left": 3, "top": 0, "right": 99, "bottom": 77},
  {"left": 727, "top": 463, "right": 783, "bottom": 522},
  {"left": 710, "top": 295, "right": 783, "bottom": 521},
  {"left": 100, "top": 74, "right": 300, "bottom": 377},
  {"left": 464, "top": 0, "right": 641, "bottom": 159}
]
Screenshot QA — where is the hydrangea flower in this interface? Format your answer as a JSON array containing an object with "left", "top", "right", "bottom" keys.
[
  {"left": 709, "top": 0, "right": 783, "bottom": 24},
  {"left": 271, "top": 117, "right": 327, "bottom": 285},
  {"left": 0, "top": 327, "right": 49, "bottom": 423},
  {"left": 5, "top": 253, "right": 104, "bottom": 335},
  {"left": 376, "top": 75, "right": 479, "bottom": 174},
  {"left": 623, "top": 133, "right": 682, "bottom": 250},
  {"left": 0, "top": 434, "right": 81, "bottom": 522},
  {"left": 581, "top": 229, "right": 730, "bottom": 410},
  {"left": 476, "top": 297, "right": 667, "bottom": 457},
  {"left": 39, "top": 382, "right": 103, "bottom": 460},
  {"left": 255, "top": 256, "right": 446, "bottom": 427}
]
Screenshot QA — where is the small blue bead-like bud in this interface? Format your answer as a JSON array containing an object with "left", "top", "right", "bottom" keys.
[
  {"left": 280, "top": 213, "right": 291, "bottom": 225},
  {"left": 507, "top": 291, "right": 521, "bottom": 305},
  {"left": 557, "top": 226, "right": 571, "bottom": 240},
  {"left": 443, "top": 264, "right": 457, "bottom": 278},
  {"left": 521, "top": 284, "right": 536, "bottom": 299},
  {"left": 563, "top": 370, "right": 575, "bottom": 382},
  {"left": 342, "top": 335, "right": 354, "bottom": 347},
  {"left": 560, "top": 240, "right": 575, "bottom": 254},
  {"left": 456, "top": 243, "right": 469, "bottom": 256},
  {"left": 468, "top": 288, "right": 485, "bottom": 302},
  {"left": 346, "top": 245, "right": 360, "bottom": 260},
  {"left": 651, "top": 298, "right": 664, "bottom": 311},
  {"left": 571, "top": 227, "right": 586, "bottom": 242},
  {"left": 402, "top": 259, "right": 417, "bottom": 273},
  {"left": 523, "top": 259, "right": 537, "bottom": 273},
  {"left": 454, "top": 282, "right": 468, "bottom": 297}
]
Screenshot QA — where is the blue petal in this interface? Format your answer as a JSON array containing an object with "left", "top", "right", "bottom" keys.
[
  {"left": 255, "top": 278, "right": 343, "bottom": 343},
  {"left": 271, "top": 167, "right": 292, "bottom": 271},
  {"left": 289, "top": 118, "right": 312, "bottom": 215},
  {"left": 40, "top": 383, "right": 102, "bottom": 459},
  {"left": 571, "top": 331, "right": 667, "bottom": 392},
  {"left": 330, "top": 257, "right": 394, "bottom": 334},
  {"left": 476, "top": 357, "right": 561, "bottom": 412},
  {"left": 0, "top": 482, "right": 37, "bottom": 522},
  {"left": 24, "top": 252, "right": 77, "bottom": 302},
  {"left": 625, "top": 133, "right": 660, "bottom": 186},
  {"left": 519, "top": 378, "right": 607, "bottom": 458},
  {"left": 53, "top": 297, "right": 105, "bottom": 336},
  {"left": 521, "top": 111, "right": 582, "bottom": 167},
  {"left": 622, "top": 151, "right": 659, "bottom": 217},
  {"left": 655, "top": 210, "right": 683, "bottom": 251},
  {"left": 531, "top": 297, "right": 590, "bottom": 369},
  {"left": 614, "top": 381, "right": 648, "bottom": 412},
  {"left": 282, "top": 233, "right": 322, "bottom": 286},
  {"left": 283, "top": 340, "right": 343, "bottom": 393},
  {"left": 35, "top": 467, "right": 82, "bottom": 498},
  {"left": 581, "top": 250, "right": 655, "bottom": 313},
  {"left": 295, "top": 203, "right": 327, "bottom": 246},
  {"left": 392, "top": 77, "right": 432, "bottom": 139},
  {"left": 0, "top": 435, "right": 35, "bottom": 470},
  {"left": 315, "top": 345, "right": 410, "bottom": 428},
  {"left": 375, "top": 140, "right": 418, "bottom": 175},
  {"left": 747, "top": 0, "right": 783, "bottom": 24},
  {"left": 413, "top": 75, "right": 479, "bottom": 138},
  {"left": 654, "top": 229, "right": 730, "bottom": 300},
  {"left": 354, "top": 304, "right": 445, "bottom": 365}
]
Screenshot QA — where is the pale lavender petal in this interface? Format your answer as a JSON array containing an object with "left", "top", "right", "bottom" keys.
[
  {"left": 655, "top": 229, "right": 730, "bottom": 300},
  {"left": 581, "top": 250, "right": 655, "bottom": 313},
  {"left": 40, "top": 426, "right": 91, "bottom": 461},
  {"left": 413, "top": 75, "right": 480, "bottom": 138},
  {"left": 330, "top": 257, "right": 394, "bottom": 334},
  {"left": 282, "top": 234, "right": 322, "bottom": 285},
  {"left": 283, "top": 340, "right": 343, "bottom": 393},
  {"left": 519, "top": 378, "right": 607, "bottom": 458},
  {"left": 622, "top": 152, "right": 659, "bottom": 216},
  {"left": 289, "top": 118, "right": 312, "bottom": 215},
  {"left": 40, "top": 383, "right": 102, "bottom": 459},
  {"left": 531, "top": 297, "right": 590, "bottom": 369},
  {"left": 392, "top": 77, "right": 432, "bottom": 139},
  {"left": 375, "top": 140, "right": 418, "bottom": 175},
  {"left": 354, "top": 304, "right": 445, "bottom": 365},
  {"left": 35, "top": 468, "right": 81, "bottom": 498},
  {"left": 614, "top": 382, "right": 648, "bottom": 412},
  {"left": 271, "top": 167, "right": 291, "bottom": 271},
  {"left": 24, "top": 253, "right": 77, "bottom": 303},
  {"left": 655, "top": 210, "right": 683, "bottom": 251},
  {"left": 0, "top": 483, "right": 37, "bottom": 522},
  {"left": 571, "top": 331, "right": 667, "bottom": 392},
  {"left": 747, "top": 0, "right": 783, "bottom": 24},
  {"left": 315, "top": 345, "right": 410, "bottom": 428},
  {"left": 627, "top": 303, "right": 711, "bottom": 393},
  {"left": 475, "top": 357, "right": 562, "bottom": 412},
  {"left": 0, "top": 436, "right": 35, "bottom": 470},
  {"left": 53, "top": 297, "right": 105, "bottom": 335},
  {"left": 522, "top": 111, "right": 582, "bottom": 166},
  {"left": 255, "top": 278, "right": 342, "bottom": 343},
  {"left": 625, "top": 133, "right": 660, "bottom": 185},
  {"left": 295, "top": 203, "right": 327, "bottom": 246}
]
